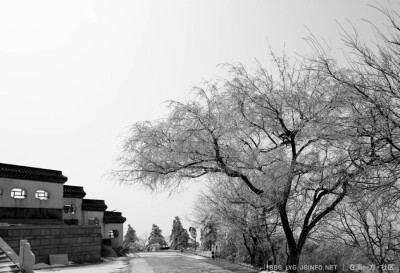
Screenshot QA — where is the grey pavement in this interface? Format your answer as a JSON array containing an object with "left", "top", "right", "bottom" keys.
[
  {"left": 35, "top": 252, "right": 259, "bottom": 273},
  {"left": 123, "top": 252, "right": 259, "bottom": 273}
]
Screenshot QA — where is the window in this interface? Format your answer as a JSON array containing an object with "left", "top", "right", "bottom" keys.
[
  {"left": 88, "top": 218, "right": 99, "bottom": 225},
  {"left": 108, "top": 230, "right": 119, "bottom": 238},
  {"left": 35, "top": 190, "right": 49, "bottom": 200},
  {"left": 63, "top": 205, "right": 76, "bottom": 214},
  {"left": 11, "top": 188, "right": 26, "bottom": 199}
]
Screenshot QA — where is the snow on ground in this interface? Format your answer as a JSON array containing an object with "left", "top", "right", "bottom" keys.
[
  {"left": 35, "top": 258, "right": 129, "bottom": 273},
  {"left": 34, "top": 253, "right": 260, "bottom": 273}
]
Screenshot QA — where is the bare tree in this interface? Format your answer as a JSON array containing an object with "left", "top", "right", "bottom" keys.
[
  {"left": 195, "top": 177, "right": 280, "bottom": 266},
  {"left": 309, "top": 4, "right": 400, "bottom": 171},
  {"left": 115, "top": 53, "right": 365, "bottom": 272},
  {"left": 305, "top": 8, "right": 400, "bottom": 271},
  {"left": 321, "top": 191, "right": 400, "bottom": 273},
  {"left": 136, "top": 232, "right": 149, "bottom": 251}
]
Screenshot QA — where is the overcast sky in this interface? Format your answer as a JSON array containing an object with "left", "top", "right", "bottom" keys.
[{"left": 0, "top": 0, "right": 395, "bottom": 237}]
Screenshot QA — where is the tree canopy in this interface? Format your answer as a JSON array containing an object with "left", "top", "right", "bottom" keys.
[
  {"left": 170, "top": 216, "right": 190, "bottom": 250},
  {"left": 123, "top": 224, "right": 138, "bottom": 248},
  {"left": 195, "top": 177, "right": 280, "bottom": 265},
  {"left": 147, "top": 224, "right": 167, "bottom": 249},
  {"left": 116, "top": 53, "right": 359, "bottom": 270}
]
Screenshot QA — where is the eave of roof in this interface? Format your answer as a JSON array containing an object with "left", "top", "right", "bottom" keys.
[
  {"left": 82, "top": 199, "right": 108, "bottom": 211},
  {"left": 63, "top": 185, "right": 86, "bottom": 199},
  {"left": 103, "top": 211, "right": 126, "bottom": 224},
  {"left": 0, "top": 163, "right": 68, "bottom": 184}
]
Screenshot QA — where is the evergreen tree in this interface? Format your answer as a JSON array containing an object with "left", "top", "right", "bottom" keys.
[
  {"left": 123, "top": 224, "right": 138, "bottom": 248},
  {"left": 147, "top": 224, "right": 167, "bottom": 247},
  {"left": 170, "top": 216, "right": 189, "bottom": 250},
  {"left": 200, "top": 215, "right": 218, "bottom": 251}
]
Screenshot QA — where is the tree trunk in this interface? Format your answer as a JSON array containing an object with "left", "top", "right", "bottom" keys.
[
  {"left": 270, "top": 244, "right": 277, "bottom": 265},
  {"left": 377, "top": 262, "right": 384, "bottom": 273},
  {"left": 265, "top": 232, "right": 277, "bottom": 265},
  {"left": 250, "top": 253, "right": 256, "bottom": 266},
  {"left": 251, "top": 236, "right": 258, "bottom": 267},
  {"left": 286, "top": 250, "right": 300, "bottom": 273},
  {"left": 242, "top": 233, "right": 256, "bottom": 265},
  {"left": 279, "top": 205, "right": 301, "bottom": 273}
]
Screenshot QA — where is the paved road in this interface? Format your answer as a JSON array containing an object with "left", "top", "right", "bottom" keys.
[
  {"left": 122, "top": 252, "right": 259, "bottom": 273},
  {"left": 36, "top": 252, "right": 259, "bottom": 273}
]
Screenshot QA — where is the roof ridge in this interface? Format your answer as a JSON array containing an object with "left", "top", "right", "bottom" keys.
[
  {"left": 0, "top": 163, "right": 63, "bottom": 174},
  {"left": 0, "top": 163, "right": 68, "bottom": 183}
]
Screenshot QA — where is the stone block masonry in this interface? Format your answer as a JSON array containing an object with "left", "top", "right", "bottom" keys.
[{"left": 0, "top": 225, "right": 101, "bottom": 264}]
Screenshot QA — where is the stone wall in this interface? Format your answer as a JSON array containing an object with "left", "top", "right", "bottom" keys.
[{"left": 0, "top": 225, "right": 101, "bottom": 264}]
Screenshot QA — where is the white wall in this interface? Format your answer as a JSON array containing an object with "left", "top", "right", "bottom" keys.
[
  {"left": 0, "top": 178, "right": 63, "bottom": 209},
  {"left": 82, "top": 211, "right": 104, "bottom": 234},
  {"left": 104, "top": 223, "right": 124, "bottom": 248},
  {"left": 62, "top": 198, "right": 83, "bottom": 225}
]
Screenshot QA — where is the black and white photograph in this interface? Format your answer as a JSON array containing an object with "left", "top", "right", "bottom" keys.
[{"left": 0, "top": 1, "right": 399, "bottom": 272}]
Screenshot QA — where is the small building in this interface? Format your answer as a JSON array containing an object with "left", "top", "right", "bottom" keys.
[
  {"left": 82, "top": 199, "right": 107, "bottom": 235},
  {"left": 0, "top": 162, "right": 126, "bottom": 249},
  {"left": 62, "top": 185, "right": 86, "bottom": 225},
  {"left": 104, "top": 211, "right": 126, "bottom": 248}
]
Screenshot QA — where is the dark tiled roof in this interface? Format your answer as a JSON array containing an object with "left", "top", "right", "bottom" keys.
[
  {"left": 63, "top": 185, "right": 86, "bottom": 199},
  {"left": 0, "top": 163, "right": 68, "bottom": 183},
  {"left": 82, "top": 199, "right": 108, "bottom": 211},
  {"left": 103, "top": 211, "right": 126, "bottom": 224}
]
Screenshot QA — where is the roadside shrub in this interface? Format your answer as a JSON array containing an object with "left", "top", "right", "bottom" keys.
[
  {"left": 299, "top": 243, "right": 369, "bottom": 273},
  {"left": 131, "top": 241, "right": 145, "bottom": 252},
  {"left": 146, "top": 243, "right": 161, "bottom": 251},
  {"left": 101, "top": 244, "right": 117, "bottom": 258},
  {"left": 114, "top": 246, "right": 130, "bottom": 257}
]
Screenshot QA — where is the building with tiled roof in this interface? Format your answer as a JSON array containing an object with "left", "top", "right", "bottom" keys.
[
  {"left": 62, "top": 185, "right": 86, "bottom": 225},
  {"left": 103, "top": 211, "right": 126, "bottom": 247},
  {"left": 0, "top": 162, "right": 126, "bottom": 249},
  {"left": 0, "top": 163, "right": 67, "bottom": 225}
]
